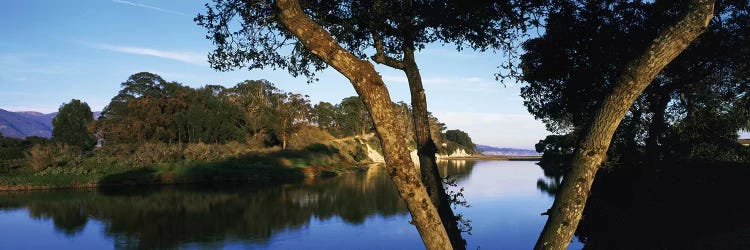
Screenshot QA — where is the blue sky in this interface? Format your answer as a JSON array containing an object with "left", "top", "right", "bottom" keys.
[{"left": 25, "top": 0, "right": 749, "bottom": 149}]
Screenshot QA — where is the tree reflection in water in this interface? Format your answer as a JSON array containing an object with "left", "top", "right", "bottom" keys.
[
  {"left": 0, "top": 161, "right": 477, "bottom": 249},
  {"left": 535, "top": 158, "right": 750, "bottom": 249}
]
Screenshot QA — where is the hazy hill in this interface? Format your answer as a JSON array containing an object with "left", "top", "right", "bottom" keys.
[
  {"left": 0, "top": 109, "right": 101, "bottom": 139},
  {"left": 0, "top": 109, "right": 55, "bottom": 138},
  {"left": 476, "top": 144, "right": 541, "bottom": 156}
]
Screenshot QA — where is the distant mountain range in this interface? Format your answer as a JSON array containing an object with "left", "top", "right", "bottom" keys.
[
  {"left": 0, "top": 109, "right": 101, "bottom": 139},
  {"left": 476, "top": 144, "right": 541, "bottom": 156}
]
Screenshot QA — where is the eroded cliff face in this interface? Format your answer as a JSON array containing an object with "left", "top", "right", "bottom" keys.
[
  {"left": 343, "top": 133, "right": 473, "bottom": 166},
  {"left": 363, "top": 144, "right": 470, "bottom": 165},
  {"left": 364, "top": 142, "right": 385, "bottom": 163},
  {"left": 436, "top": 149, "right": 471, "bottom": 159}
]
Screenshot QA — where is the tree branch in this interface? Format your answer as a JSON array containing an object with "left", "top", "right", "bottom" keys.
[
  {"left": 370, "top": 32, "right": 406, "bottom": 70},
  {"left": 534, "top": 0, "right": 715, "bottom": 249}
]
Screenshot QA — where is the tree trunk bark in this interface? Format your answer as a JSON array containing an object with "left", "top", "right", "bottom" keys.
[
  {"left": 282, "top": 133, "right": 287, "bottom": 150},
  {"left": 534, "top": 1, "right": 714, "bottom": 249},
  {"left": 403, "top": 45, "right": 467, "bottom": 250},
  {"left": 276, "top": 1, "right": 452, "bottom": 249}
]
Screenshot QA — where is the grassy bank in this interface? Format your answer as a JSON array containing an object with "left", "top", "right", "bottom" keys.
[{"left": 0, "top": 144, "right": 363, "bottom": 191}]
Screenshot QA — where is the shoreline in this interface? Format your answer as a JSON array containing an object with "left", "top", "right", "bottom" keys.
[
  {"left": 0, "top": 165, "right": 364, "bottom": 192},
  {"left": 0, "top": 156, "right": 538, "bottom": 192},
  {"left": 437, "top": 155, "right": 541, "bottom": 161}
]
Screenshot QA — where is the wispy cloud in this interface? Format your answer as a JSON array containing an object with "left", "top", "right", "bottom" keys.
[
  {"left": 112, "top": 0, "right": 187, "bottom": 16},
  {"left": 87, "top": 43, "right": 206, "bottom": 65}
]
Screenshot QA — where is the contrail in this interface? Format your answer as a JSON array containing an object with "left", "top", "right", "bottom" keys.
[{"left": 112, "top": 0, "right": 187, "bottom": 16}]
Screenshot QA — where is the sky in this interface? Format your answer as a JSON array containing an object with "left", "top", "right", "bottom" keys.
[{"left": 8, "top": 0, "right": 696, "bottom": 149}]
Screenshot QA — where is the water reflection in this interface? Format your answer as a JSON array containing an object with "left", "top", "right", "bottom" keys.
[
  {"left": 9, "top": 159, "right": 742, "bottom": 249},
  {"left": 536, "top": 175, "right": 562, "bottom": 197},
  {"left": 436, "top": 159, "right": 475, "bottom": 182},
  {"left": 1, "top": 170, "right": 410, "bottom": 249},
  {"left": 0, "top": 162, "right": 478, "bottom": 250},
  {"left": 535, "top": 158, "right": 750, "bottom": 249},
  {"left": 0, "top": 160, "right": 584, "bottom": 249}
]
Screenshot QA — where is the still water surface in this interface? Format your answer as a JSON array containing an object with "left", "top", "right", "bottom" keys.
[{"left": 0, "top": 160, "right": 583, "bottom": 249}]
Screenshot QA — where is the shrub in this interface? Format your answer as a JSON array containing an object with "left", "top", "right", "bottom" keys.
[
  {"left": 352, "top": 144, "right": 368, "bottom": 162},
  {"left": 51, "top": 143, "right": 84, "bottom": 167},
  {"left": 221, "top": 141, "right": 246, "bottom": 157},
  {"left": 93, "top": 143, "right": 137, "bottom": 158},
  {"left": 132, "top": 142, "right": 183, "bottom": 167},
  {"left": 245, "top": 133, "right": 268, "bottom": 149},
  {"left": 287, "top": 126, "right": 336, "bottom": 150},
  {"left": 184, "top": 143, "right": 218, "bottom": 161},
  {"left": 26, "top": 144, "right": 53, "bottom": 171}
]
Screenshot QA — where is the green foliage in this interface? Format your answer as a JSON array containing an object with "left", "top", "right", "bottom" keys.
[
  {"left": 444, "top": 129, "right": 476, "bottom": 152},
  {"left": 2, "top": 71, "right": 472, "bottom": 186},
  {"left": 309, "top": 96, "right": 377, "bottom": 138},
  {"left": 195, "top": 0, "right": 543, "bottom": 82},
  {"left": 131, "top": 142, "right": 184, "bottom": 167},
  {"left": 94, "top": 73, "right": 314, "bottom": 147},
  {"left": 25, "top": 143, "right": 84, "bottom": 171},
  {"left": 1, "top": 139, "right": 366, "bottom": 188},
  {"left": 1, "top": 135, "right": 48, "bottom": 162},
  {"left": 311, "top": 102, "right": 337, "bottom": 130},
  {"left": 336, "top": 96, "right": 372, "bottom": 137},
  {"left": 669, "top": 109, "right": 750, "bottom": 162},
  {"left": 352, "top": 144, "right": 369, "bottom": 163},
  {"left": 97, "top": 72, "right": 189, "bottom": 144},
  {"left": 520, "top": 1, "right": 750, "bottom": 163},
  {"left": 52, "top": 99, "right": 95, "bottom": 150},
  {"left": 286, "top": 126, "right": 336, "bottom": 150},
  {"left": 25, "top": 144, "right": 52, "bottom": 171},
  {"left": 534, "top": 134, "right": 577, "bottom": 179},
  {"left": 180, "top": 85, "right": 245, "bottom": 143}
]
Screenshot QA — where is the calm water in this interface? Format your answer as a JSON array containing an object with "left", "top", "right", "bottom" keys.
[{"left": 0, "top": 160, "right": 583, "bottom": 249}]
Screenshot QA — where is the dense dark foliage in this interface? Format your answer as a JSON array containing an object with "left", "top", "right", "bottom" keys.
[
  {"left": 521, "top": 0, "right": 750, "bottom": 165},
  {"left": 52, "top": 99, "right": 96, "bottom": 151},
  {"left": 1, "top": 72, "right": 474, "bottom": 174},
  {"left": 444, "top": 129, "right": 476, "bottom": 153},
  {"left": 194, "top": 0, "right": 544, "bottom": 81},
  {"left": 90, "top": 72, "right": 468, "bottom": 150}
]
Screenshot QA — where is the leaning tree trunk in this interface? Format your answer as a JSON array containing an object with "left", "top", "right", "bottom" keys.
[
  {"left": 534, "top": 1, "right": 714, "bottom": 249},
  {"left": 276, "top": 0, "right": 452, "bottom": 249},
  {"left": 403, "top": 45, "right": 467, "bottom": 250},
  {"left": 372, "top": 34, "right": 467, "bottom": 249}
]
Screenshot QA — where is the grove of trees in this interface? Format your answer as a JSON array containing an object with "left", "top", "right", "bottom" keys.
[
  {"left": 5, "top": 0, "right": 750, "bottom": 249},
  {"left": 89, "top": 72, "right": 473, "bottom": 152},
  {"left": 195, "top": 0, "right": 551, "bottom": 247}
]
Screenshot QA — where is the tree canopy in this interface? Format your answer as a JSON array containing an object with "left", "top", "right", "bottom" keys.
[
  {"left": 52, "top": 99, "right": 95, "bottom": 150},
  {"left": 93, "top": 72, "right": 468, "bottom": 151},
  {"left": 96, "top": 73, "right": 304, "bottom": 146},
  {"left": 521, "top": 0, "right": 750, "bottom": 163},
  {"left": 195, "top": 0, "right": 543, "bottom": 81},
  {"left": 444, "top": 129, "right": 476, "bottom": 152},
  {"left": 195, "top": 1, "right": 522, "bottom": 247}
]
